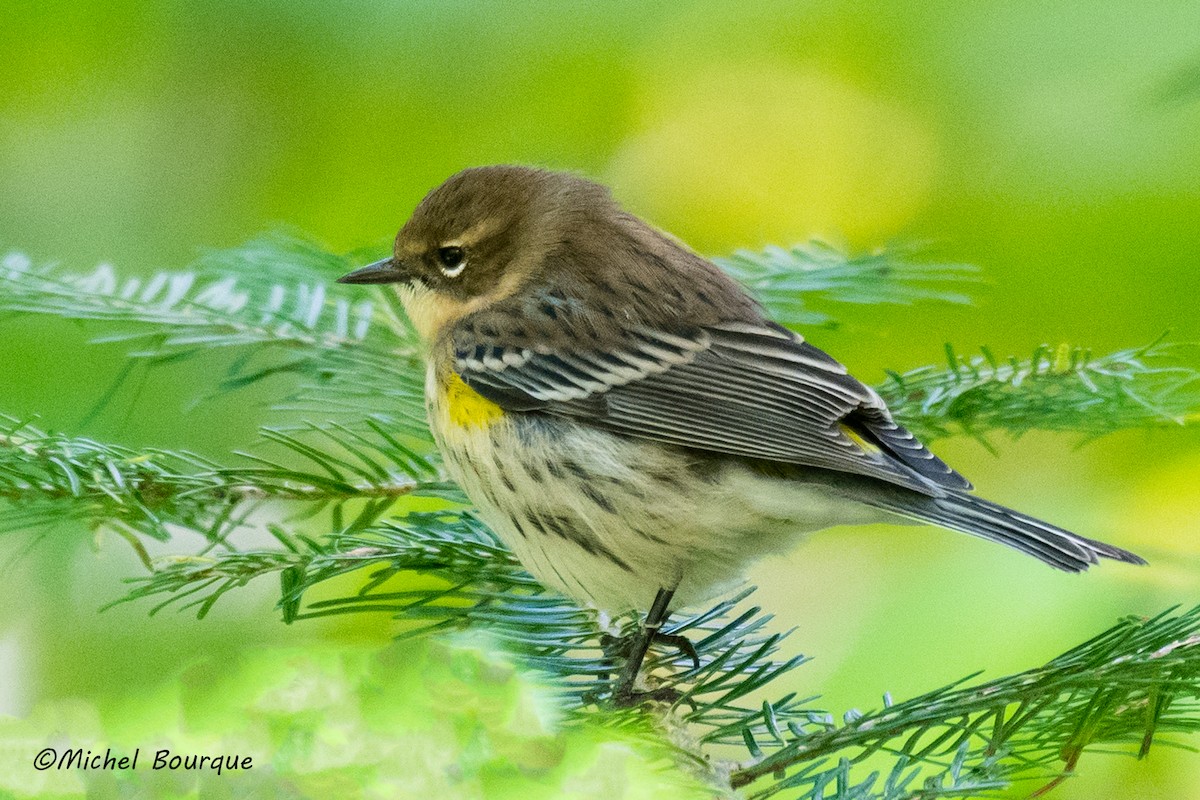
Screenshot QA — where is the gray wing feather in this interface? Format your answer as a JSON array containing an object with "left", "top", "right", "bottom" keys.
[
  {"left": 455, "top": 321, "right": 969, "bottom": 496},
  {"left": 813, "top": 472, "right": 1147, "bottom": 570}
]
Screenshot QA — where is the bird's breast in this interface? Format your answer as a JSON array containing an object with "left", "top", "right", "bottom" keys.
[{"left": 422, "top": 362, "right": 882, "bottom": 613}]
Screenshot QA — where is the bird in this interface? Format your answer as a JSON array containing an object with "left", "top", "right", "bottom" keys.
[{"left": 337, "top": 165, "right": 1145, "bottom": 703}]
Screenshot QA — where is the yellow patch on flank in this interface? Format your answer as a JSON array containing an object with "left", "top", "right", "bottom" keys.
[{"left": 444, "top": 372, "right": 505, "bottom": 428}]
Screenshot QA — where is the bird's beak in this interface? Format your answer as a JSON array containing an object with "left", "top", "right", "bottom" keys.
[{"left": 336, "top": 257, "right": 411, "bottom": 285}]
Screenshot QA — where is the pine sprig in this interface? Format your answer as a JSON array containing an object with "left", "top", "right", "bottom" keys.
[
  {"left": 729, "top": 606, "right": 1200, "bottom": 798},
  {"left": 880, "top": 339, "right": 1200, "bottom": 443},
  {"left": 0, "top": 234, "right": 430, "bottom": 440},
  {"left": 715, "top": 241, "right": 977, "bottom": 327},
  {"left": 0, "top": 414, "right": 437, "bottom": 548},
  {"left": 0, "top": 414, "right": 228, "bottom": 544},
  {"left": 0, "top": 233, "right": 382, "bottom": 352}
]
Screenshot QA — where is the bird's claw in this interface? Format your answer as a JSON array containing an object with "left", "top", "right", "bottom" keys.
[
  {"left": 598, "top": 625, "right": 700, "bottom": 707},
  {"left": 652, "top": 631, "right": 700, "bottom": 671},
  {"left": 599, "top": 629, "right": 700, "bottom": 670}
]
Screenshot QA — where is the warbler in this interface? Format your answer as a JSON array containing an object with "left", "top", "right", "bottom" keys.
[{"left": 338, "top": 165, "right": 1144, "bottom": 699}]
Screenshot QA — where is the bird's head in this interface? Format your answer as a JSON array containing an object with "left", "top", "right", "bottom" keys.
[{"left": 338, "top": 165, "right": 614, "bottom": 340}]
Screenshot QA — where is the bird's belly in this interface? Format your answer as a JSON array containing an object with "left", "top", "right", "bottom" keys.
[{"left": 428, "top": 388, "right": 879, "bottom": 612}]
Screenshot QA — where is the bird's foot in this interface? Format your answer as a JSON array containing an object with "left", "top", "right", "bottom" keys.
[
  {"left": 599, "top": 629, "right": 700, "bottom": 671},
  {"left": 597, "top": 625, "right": 699, "bottom": 708}
]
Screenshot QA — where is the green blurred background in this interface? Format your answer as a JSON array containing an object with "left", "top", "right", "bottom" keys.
[{"left": 2, "top": 1, "right": 1198, "bottom": 796}]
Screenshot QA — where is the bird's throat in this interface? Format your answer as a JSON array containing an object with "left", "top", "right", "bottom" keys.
[{"left": 397, "top": 282, "right": 465, "bottom": 341}]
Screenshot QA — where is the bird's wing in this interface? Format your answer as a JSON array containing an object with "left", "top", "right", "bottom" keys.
[{"left": 451, "top": 317, "right": 970, "bottom": 497}]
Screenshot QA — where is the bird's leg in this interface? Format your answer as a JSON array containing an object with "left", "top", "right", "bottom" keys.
[{"left": 611, "top": 587, "right": 683, "bottom": 707}]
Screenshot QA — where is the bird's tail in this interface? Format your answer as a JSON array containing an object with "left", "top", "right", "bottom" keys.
[{"left": 861, "top": 487, "right": 1146, "bottom": 572}]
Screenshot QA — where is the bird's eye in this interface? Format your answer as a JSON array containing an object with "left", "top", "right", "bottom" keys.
[{"left": 437, "top": 246, "right": 466, "bottom": 276}]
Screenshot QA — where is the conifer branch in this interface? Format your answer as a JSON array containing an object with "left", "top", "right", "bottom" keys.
[
  {"left": 0, "top": 234, "right": 430, "bottom": 440},
  {"left": 0, "top": 414, "right": 439, "bottom": 544},
  {"left": 881, "top": 338, "right": 1200, "bottom": 443},
  {"left": 729, "top": 606, "right": 1200, "bottom": 797},
  {"left": 715, "top": 241, "right": 977, "bottom": 328},
  {"left": 0, "top": 234, "right": 384, "bottom": 351}
]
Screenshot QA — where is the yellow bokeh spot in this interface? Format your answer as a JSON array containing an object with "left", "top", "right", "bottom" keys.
[
  {"left": 1113, "top": 451, "right": 1200, "bottom": 590},
  {"left": 607, "top": 64, "right": 936, "bottom": 251}
]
